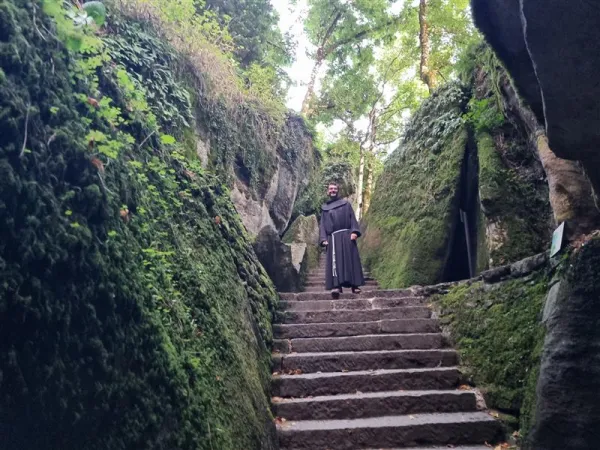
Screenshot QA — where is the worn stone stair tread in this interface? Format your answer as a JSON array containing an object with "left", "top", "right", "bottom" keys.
[
  {"left": 273, "top": 349, "right": 458, "bottom": 373},
  {"left": 275, "top": 389, "right": 475, "bottom": 404},
  {"left": 277, "top": 307, "right": 432, "bottom": 324},
  {"left": 272, "top": 367, "right": 462, "bottom": 397},
  {"left": 281, "top": 289, "right": 415, "bottom": 301},
  {"left": 277, "top": 412, "right": 502, "bottom": 449},
  {"left": 276, "top": 333, "right": 447, "bottom": 353},
  {"left": 304, "top": 286, "right": 379, "bottom": 292},
  {"left": 278, "top": 411, "right": 497, "bottom": 431},
  {"left": 275, "top": 348, "right": 456, "bottom": 359},
  {"left": 279, "top": 297, "right": 425, "bottom": 312},
  {"left": 274, "top": 319, "right": 441, "bottom": 339},
  {"left": 305, "top": 278, "right": 377, "bottom": 284},
  {"left": 365, "top": 446, "right": 492, "bottom": 450},
  {"left": 274, "top": 366, "right": 459, "bottom": 380},
  {"left": 272, "top": 390, "right": 478, "bottom": 420}
]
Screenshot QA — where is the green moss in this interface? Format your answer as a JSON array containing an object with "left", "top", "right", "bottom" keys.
[
  {"left": 0, "top": 2, "right": 277, "bottom": 449},
  {"left": 361, "top": 84, "right": 469, "bottom": 288},
  {"left": 477, "top": 132, "right": 551, "bottom": 266},
  {"left": 433, "top": 273, "right": 548, "bottom": 437}
]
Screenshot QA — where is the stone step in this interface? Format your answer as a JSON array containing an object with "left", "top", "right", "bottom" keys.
[
  {"left": 272, "top": 367, "right": 462, "bottom": 398},
  {"left": 274, "top": 319, "right": 441, "bottom": 339},
  {"left": 275, "top": 307, "right": 432, "bottom": 325},
  {"left": 275, "top": 333, "right": 448, "bottom": 354},
  {"left": 364, "top": 447, "right": 492, "bottom": 450},
  {"left": 280, "top": 289, "right": 414, "bottom": 301},
  {"left": 304, "top": 285, "right": 379, "bottom": 293},
  {"left": 273, "top": 349, "right": 458, "bottom": 374},
  {"left": 279, "top": 297, "right": 425, "bottom": 312},
  {"left": 306, "top": 270, "right": 373, "bottom": 280},
  {"left": 272, "top": 390, "right": 478, "bottom": 421},
  {"left": 277, "top": 412, "right": 503, "bottom": 449},
  {"left": 304, "top": 278, "right": 377, "bottom": 286}
]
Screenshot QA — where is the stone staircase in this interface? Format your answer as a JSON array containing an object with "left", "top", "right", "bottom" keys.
[{"left": 271, "top": 254, "right": 503, "bottom": 449}]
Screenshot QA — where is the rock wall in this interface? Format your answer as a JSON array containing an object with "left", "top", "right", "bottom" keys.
[
  {"left": 423, "top": 253, "right": 550, "bottom": 442},
  {"left": 529, "top": 238, "right": 600, "bottom": 450},
  {"left": 360, "top": 84, "right": 470, "bottom": 288},
  {"left": 226, "top": 115, "right": 317, "bottom": 236},
  {"left": 0, "top": 2, "right": 278, "bottom": 449},
  {"left": 471, "top": 0, "right": 600, "bottom": 221},
  {"left": 361, "top": 46, "right": 554, "bottom": 288}
]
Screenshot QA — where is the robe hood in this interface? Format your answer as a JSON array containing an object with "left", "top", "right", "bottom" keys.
[{"left": 322, "top": 198, "right": 348, "bottom": 211}]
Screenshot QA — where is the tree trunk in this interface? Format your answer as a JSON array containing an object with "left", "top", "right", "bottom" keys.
[
  {"left": 419, "top": 0, "right": 435, "bottom": 92},
  {"left": 301, "top": 56, "right": 323, "bottom": 116},
  {"left": 501, "top": 79, "right": 600, "bottom": 238},
  {"left": 356, "top": 146, "right": 366, "bottom": 221},
  {"left": 362, "top": 107, "right": 377, "bottom": 216},
  {"left": 301, "top": 10, "right": 343, "bottom": 117},
  {"left": 364, "top": 157, "right": 374, "bottom": 215}
]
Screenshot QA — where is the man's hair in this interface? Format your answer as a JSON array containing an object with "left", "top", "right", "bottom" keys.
[{"left": 327, "top": 182, "right": 339, "bottom": 188}]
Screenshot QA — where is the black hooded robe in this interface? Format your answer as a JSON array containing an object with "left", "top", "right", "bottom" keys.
[{"left": 319, "top": 198, "right": 365, "bottom": 290}]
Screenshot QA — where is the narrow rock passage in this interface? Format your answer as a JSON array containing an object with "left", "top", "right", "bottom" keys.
[{"left": 271, "top": 254, "right": 503, "bottom": 449}]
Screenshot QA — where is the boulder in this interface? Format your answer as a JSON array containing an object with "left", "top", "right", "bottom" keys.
[
  {"left": 471, "top": 0, "right": 600, "bottom": 195},
  {"left": 231, "top": 116, "right": 317, "bottom": 237},
  {"left": 289, "top": 243, "right": 308, "bottom": 273},
  {"left": 253, "top": 226, "right": 306, "bottom": 292},
  {"left": 530, "top": 239, "right": 600, "bottom": 450},
  {"left": 283, "top": 215, "right": 320, "bottom": 245}
]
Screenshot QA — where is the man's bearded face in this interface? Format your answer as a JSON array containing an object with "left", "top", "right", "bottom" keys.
[{"left": 328, "top": 184, "right": 339, "bottom": 197}]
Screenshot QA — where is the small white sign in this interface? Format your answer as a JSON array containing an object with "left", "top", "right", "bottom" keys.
[{"left": 550, "top": 222, "right": 565, "bottom": 257}]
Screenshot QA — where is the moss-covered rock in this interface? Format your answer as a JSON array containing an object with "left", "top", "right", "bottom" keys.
[
  {"left": 477, "top": 131, "right": 552, "bottom": 266},
  {"left": 529, "top": 238, "right": 600, "bottom": 450},
  {"left": 360, "top": 84, "right": 470, "bottom": 288},
  {"left": 362, "top": 45, "right": 553, "bottom": 287},
  {"left": 432, "top": 272, "right": 548, "bottom": 438},
  {"left": 0, "top": 2, "right": 277, "bottom": 448},
  {"left": 283, "top": 214, "right": 319, "bottom": 245}
]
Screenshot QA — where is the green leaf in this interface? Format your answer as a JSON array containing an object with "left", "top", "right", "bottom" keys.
[
  {"left": 160, "top": 134, "right": 177, "bottom": 145},
  {"left": 65, "top": 210, "right": 73, "bottom": 216},
  {"left": 83, "top": 1, "right": 107, "bottom": 26}
]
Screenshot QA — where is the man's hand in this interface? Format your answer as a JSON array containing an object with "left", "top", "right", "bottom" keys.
[
  {"left": 322, "top": 240, "right": 329, "bottom": 246},
  {"left": 350, "top": 233, "right": 358, "bottom": 241}
]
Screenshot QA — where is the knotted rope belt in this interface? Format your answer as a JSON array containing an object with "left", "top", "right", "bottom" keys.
[{"left": 331, "top": 228, "right": 350, "bottom": 278}]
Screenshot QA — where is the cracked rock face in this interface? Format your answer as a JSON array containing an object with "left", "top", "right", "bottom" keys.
[
  {"left": 283, "top": 215, "right": 320, "bottom": 245},
  {"left": 471, "top": 0, "right": 600, "bottom": 190},
  {"left": 231, "top": 116, "right": 316, "bottom": 237},
  {"left": 253, "top": 226, "right": 304, "bottom": 293}
]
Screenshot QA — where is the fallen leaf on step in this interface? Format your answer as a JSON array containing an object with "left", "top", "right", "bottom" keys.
[
  {"left": 458, "top": 385, "right": 471, "bottom": 390},
  {"left": 271, "top": 397, "right": 283, "bottom": 403},
  {"left": 490, "top": 411, "right": 500, "bottom": 418},
  {"left": 409, "top": 415, "right": 415, "bottom": 419},
  {"left": 272, "top": 372, "right": 280, "bottom": 376}
]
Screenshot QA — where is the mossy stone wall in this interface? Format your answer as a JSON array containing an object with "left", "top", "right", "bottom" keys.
[
  {"left": 432, "top": 270, "right": 548, "bottom": 439},
  {"left": 0, "top": 1, "right": 277, "bottom": 448},
  {"left": 360, "top": 84, "right": 469, "bottom": 288}
]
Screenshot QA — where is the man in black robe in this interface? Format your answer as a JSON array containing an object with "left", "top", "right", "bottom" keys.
[{"left": 319, "top": 182, "right": 365, "bottom": 298}]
